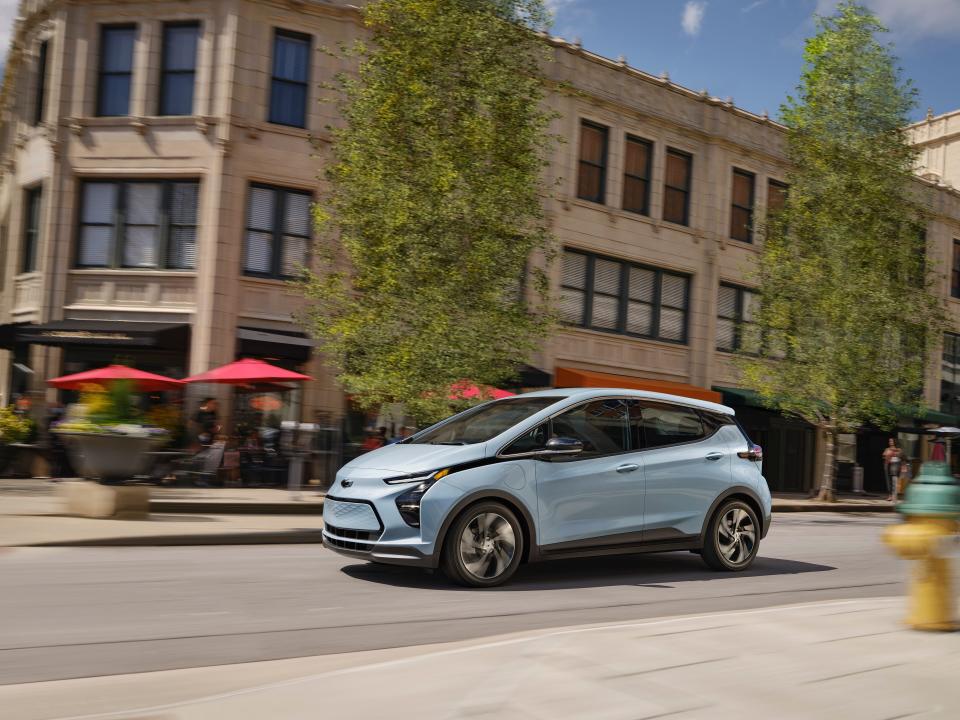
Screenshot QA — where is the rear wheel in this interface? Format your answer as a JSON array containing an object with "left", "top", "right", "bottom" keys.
[
  {"left": 701, "top": 500, "right": 759, "bottom": 571},
  {"left": 441, "top": 502, "right": 524, "bottom": 588}
]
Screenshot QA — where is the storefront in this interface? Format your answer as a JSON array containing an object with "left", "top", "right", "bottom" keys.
[
  {"left": 0, "top": 320, "right": 191, "bottom": 403},
  {"left": 714, "top": 387, "right": 817, "bottom": 493}
]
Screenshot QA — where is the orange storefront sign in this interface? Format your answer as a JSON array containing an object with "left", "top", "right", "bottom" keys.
[{"left": 554, "top": 367, "right": 723, "bottom": 404}]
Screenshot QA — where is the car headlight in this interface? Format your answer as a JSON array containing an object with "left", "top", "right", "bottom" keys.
[{"left": 386, "top": 468, "right": 451, "bottom": 527}]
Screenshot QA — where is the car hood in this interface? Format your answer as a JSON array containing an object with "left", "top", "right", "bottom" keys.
[{"left": 341, "top": 442, "right": 489, "bottom": 475}]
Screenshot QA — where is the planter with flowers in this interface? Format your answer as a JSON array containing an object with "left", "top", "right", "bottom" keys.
[{"left": 55, "top": 380, "right": 170, "bottom": 484}]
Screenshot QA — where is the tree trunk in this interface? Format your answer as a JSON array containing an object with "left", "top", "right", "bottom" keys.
[{"left": 816, "top": 422, "right": 837, "bottom": 502}]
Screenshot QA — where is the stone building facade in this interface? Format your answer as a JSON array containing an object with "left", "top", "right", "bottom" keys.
[{"left": 2, "top": 0, "right": 959, "bottom": 490}]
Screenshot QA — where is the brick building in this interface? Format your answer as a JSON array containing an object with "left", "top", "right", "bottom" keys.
[{"left": 2, "top": 0, "right": 960, "bottom": 490}]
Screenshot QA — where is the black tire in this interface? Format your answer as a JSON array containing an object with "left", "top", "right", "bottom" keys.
[
  {"left": 701, "top": 499, "right": 760, "bottom": 571},
  {"left": 441, "top": 501, "right": 524, "bottom": 588}
]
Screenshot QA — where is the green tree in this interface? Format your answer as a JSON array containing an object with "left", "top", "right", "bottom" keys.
[
  {"left": 740, "top": 1, "right": 945, "bottom": 501},
  {"left": 298, "top": 0, "right": 556, "bottom": 423}
]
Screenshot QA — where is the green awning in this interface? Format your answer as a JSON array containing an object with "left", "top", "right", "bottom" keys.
[
  {"left": 912, "top": 408, "right": 957, "bottom": 426},
  {"left": 713, "top": 386, "right": 769, "bottom": 409},
  {"left": 714, "top": 387, "right": 959, "bottom": 426}
]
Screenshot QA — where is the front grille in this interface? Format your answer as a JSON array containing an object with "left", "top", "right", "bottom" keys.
[
  {"left": 325, "top": 524, "right": 377, "bottom": 542},
  {"left": 324, "top": 523, "right": 379, "bottom": 553}
]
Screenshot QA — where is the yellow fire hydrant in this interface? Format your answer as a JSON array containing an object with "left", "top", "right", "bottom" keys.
[{"left": 883, "top": 461, "right": 960, "bottom": 631}]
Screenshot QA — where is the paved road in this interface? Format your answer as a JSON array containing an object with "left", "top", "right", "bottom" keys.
[{"left": 0, "top": 513, "right": 904, "bottom": 685}]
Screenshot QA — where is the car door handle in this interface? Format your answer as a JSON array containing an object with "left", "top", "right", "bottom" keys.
[
  {"left": 705, "top": 452, "right": 724, "bottom": 462},
  {"left": 616, "top": 463, "right": 640, "bottom": 473}
]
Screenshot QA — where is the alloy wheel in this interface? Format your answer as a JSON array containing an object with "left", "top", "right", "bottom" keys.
[
  {"left": 458, "top": 512, "right": 517, "bottom": 580},
  {"left": 716, "top": 506, "right": 756, "bottom": 566}
]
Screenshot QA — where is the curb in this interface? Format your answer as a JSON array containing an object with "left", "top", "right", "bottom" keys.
[
  {"left": 27, "top": 529, "right": 325, "bottom": 547},
  {"left": 150, "top": 500, "right": 324, "bottom": 515},
  {"left": 773, "top": 502, "right": 894, "bottom": 513}
]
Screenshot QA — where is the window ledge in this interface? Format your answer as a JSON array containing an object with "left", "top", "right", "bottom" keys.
[
  {"left": 561, "top": 196, "right": 705, "bottom": 240},
  {"left": 68, "top": 269, "right": 196, "bottom": 278},
  {"left": 64, "top": 115, "right": 216, "bottom": 135},
  {"left": 14, "top": 272, "right": 43, "bottom": 281},
  {"left": 241, "top": 275, "right": 297, "bottom": 288},
  {"left": 559, "top": 325, "right": 689, "bottom": 349}
]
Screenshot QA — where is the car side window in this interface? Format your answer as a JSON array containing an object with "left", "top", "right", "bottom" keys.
[
  {"left": 503, "top": 422, "right": 549, "bottom": 455},
  {"left": 635, "top": 402, "right": 704, "bottom": 448},
  {"left": 551, "top": 399, "right": 629, "bottom": 458}
]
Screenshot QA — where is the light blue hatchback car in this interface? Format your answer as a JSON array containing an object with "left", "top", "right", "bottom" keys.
[{"left": 323, "top": 388, "right": 771, "bottom": 587}]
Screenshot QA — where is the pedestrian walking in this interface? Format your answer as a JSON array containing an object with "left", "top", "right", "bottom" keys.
[
  {"left": 882, "top": 437, "right": 902, "bottom": 502},
  {"left": 193, "top": 397, "right": 220, "bottom": 447}
]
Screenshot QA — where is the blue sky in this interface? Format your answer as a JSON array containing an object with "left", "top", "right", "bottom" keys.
[{"left": 547, "top": 0, "right": 960, "bottom": 122}]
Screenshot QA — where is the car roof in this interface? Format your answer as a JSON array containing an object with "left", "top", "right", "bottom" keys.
[{"left": 517, "top": 387, "right": 735, "bottom": 415}]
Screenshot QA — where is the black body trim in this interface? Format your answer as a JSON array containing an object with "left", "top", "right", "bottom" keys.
[
  {"left": 432, "top": 489, "right": 540, "bottom": 567},
  {"left": 698, "top": 485, "right": 768, "bottom": 541}
]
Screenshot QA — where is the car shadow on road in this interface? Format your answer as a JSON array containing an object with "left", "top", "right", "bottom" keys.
[{"left": 340, "top": 552, "right": 835, "bottom": 591}]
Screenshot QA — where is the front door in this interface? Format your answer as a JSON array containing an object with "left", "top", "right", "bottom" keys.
[
  {"left": 535, "top": 398, "right": 645, "bottom": 547},
  {"left": 634, "top": 401, "right": 734, "bottom": 539}
]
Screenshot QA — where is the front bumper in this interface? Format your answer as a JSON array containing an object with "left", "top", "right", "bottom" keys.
[
  {"left": 321, "top": 532, "right": 434, "bottom": 567},
  {"left": 322, "top": 494, "right": 438, "bottom": 568}
]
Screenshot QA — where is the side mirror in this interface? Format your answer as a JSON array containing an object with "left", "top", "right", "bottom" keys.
[{"left": 537, "top": 437, "right": 584, "bottom": 456}]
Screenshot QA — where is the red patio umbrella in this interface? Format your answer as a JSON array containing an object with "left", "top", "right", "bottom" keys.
[
  {"left": 48, "top": 364, "right": 184, "bottom": 392},
  {"left": 449, "top": 382, "right": 515, "bottom": 401},
  {"left": 184, "top": 358, "right": 312, "bottom": 385}
]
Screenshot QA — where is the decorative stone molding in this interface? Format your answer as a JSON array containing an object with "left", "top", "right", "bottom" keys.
[
  {"left": 66, "top": 117, "right": 84, "bottom": 136},
  {"left": 130, "top": 117, "right": 148, "bottom": 135}
]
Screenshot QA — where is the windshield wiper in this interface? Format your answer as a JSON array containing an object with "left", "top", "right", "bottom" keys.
[{"left": 433, "top": 441, "right": 468, "bottom": 445}]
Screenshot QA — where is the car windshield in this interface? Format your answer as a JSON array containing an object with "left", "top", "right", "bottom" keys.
[{"left": 410, "top": 397, "right": 562, "bottom": 445}]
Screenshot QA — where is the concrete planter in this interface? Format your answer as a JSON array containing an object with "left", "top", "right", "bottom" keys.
[
  {"left": 58, "top": 480, "right": 150, "bottom": 519},
  {"left": 56, "top": 432, "right": 166, "bottom": 484}
]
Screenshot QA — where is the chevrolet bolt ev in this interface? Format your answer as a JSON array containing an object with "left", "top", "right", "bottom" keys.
[{"left": 323, "top": 388, "right": 771, "bottom": 587}]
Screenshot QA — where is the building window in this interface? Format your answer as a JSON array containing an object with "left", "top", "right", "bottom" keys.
[
  {"left": 160, "top": 22, "right": 199, "bottom": 116},
  {"left": 730, "top": 169, "right": 755, "bottom": 242},
  {"left": 622, "top": 135, "right": 652, "bottom": 215},
  {"left": 952, "top": 240, "right": 960, "bottom": 299},
  {"left": 97, "top": 25, "right": 136, "bottom": 117},
  {"left": 244, "top": 184, "right": 312, "bottom": 278},
  {"left": 22, "top": 187, "right": 42, "bottom": 273},
  {"left": 942, "top": 333, "right": 960, "bottom": 416},
  {"left": 77, "top": 180, "right": 199, "bottom": 269},
  {"left": 269, "top": 30, "right": 310, "bottom": 128},
  {"left": 560, "top": 248, "right": 690, "bottom": 343},
  {"left": 33, "top": 40, "right": 49, "bottom": 125},
  {"left": 717, "top": 283, "right": 759, "bottom": 353},
  {"left": 768, "top": 179, "right": 788, "bottom": 215},
  {"left": 577, "top": 121, "right": 608, "bottom": 204},
  {"left": 663, "top": 148, "right": 692, "bottom": 226}
]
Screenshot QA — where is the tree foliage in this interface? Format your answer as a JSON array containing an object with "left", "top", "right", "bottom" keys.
[
  {"left": 740, "top": 1, "right": 946, "bottom": 497},
  {"left": 298, "top": 0, "right": 556, "bottom": 422}
]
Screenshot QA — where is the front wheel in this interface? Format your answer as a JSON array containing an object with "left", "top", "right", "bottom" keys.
[
  {"left": 441, "top": 502, "right": 524, "bottom": 588},
  {"left": 701, "top": 500, "right": 759, "bottom": 571}
]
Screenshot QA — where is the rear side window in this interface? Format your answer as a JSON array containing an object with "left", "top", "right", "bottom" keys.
[
  {"left": 633, "top": 402, "right": 704, "bottom": 448},
  {"left": 552, "top": 399, "right": 629, "bottom": 457},
  {"left": 701, "top": 411, "right": 736, "bottom": 435}
]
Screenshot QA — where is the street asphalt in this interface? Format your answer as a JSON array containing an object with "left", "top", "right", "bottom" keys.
[{"left": 0, "top": 512, "right": 904, "bottom": 686}]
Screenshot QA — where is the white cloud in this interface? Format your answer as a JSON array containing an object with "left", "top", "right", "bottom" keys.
[
  {"left": 742, "top": 0, "right": 767, "bottom": 12},
  {"left": 0, "top": 0, "right": 18, "bottom": 72},
  {"left": 815, "top": 0, "right": 960, "bottom": 42},
  {"left": 682, "top": 1, "right": 708, "bottom": 37}
]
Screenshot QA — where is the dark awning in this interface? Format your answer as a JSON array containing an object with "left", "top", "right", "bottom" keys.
[
  {"left": 0, "top": 320, "right": 190, "bottom": 349},
  {"left": 236, "top": 327, "right": 314, "bottom": 364},
  {"left": 713, "top": 386, "right": 767, "bottom": 409}
]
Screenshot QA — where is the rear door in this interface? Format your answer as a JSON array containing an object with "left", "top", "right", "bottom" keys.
[
  {"left": 633, "top": 402, "right": 733, "bottom": 540},
  {"left": 533, "top": 398, "right": 646, "bottom": 547}
]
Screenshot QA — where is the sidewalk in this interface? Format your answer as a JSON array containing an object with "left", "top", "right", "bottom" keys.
[
  {"left": 3, "top": 596, "right": 957, "bottom": 720},
  {"left": 0, "top": 482, "right": 324, "bottom": 547}
]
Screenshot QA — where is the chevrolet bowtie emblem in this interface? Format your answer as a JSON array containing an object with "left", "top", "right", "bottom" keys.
[{"left": 340, "top": 479, "right": 353, "bottom": 488}]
